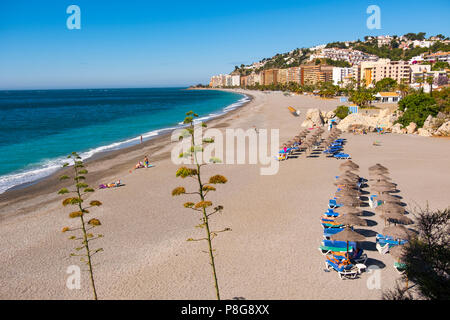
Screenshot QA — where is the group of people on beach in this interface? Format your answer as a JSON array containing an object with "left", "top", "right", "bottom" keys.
[{"left": 134, "top": 155, "right": 152, "bottom": 169}]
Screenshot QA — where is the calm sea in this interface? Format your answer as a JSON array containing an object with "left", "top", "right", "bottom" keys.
[{"left": 0, "top": 88, "right": 247, "bottom": 193}]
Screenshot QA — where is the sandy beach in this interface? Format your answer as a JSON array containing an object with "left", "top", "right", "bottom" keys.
[{"left": 1, "top": 89, "right": 449, "bottom": 300}]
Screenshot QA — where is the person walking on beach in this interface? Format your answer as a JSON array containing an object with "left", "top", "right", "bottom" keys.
[{"left": 140, "top": 135, "right": 143, "bottom": 144}]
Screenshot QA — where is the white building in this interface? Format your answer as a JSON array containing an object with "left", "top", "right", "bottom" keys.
[
  {"left": 375, "top": 92, "right": 401, "bottom": 103},
  {"left": 412, "top": 40, "right": 435, "bottom": 48},
  {"left": 425, "top": 51, "right": 450, "bottom": 63},
  {"left": 332, "top": 67, "right": 354, "bottom": 86},
  {"left": 231, "top": 74, "right": 241, "bottom": 87}
]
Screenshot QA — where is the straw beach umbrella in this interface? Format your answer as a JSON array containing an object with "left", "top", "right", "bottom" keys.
[
  {"left": 334, "top": 178, "right": 356, "bottom": 186},
  {"left": 380, "top": 211, "right": 414, "bottom": 225},
  {"left": 334, "top": 205, "right": 364, "bottom": 216},
  {"left": 370, "top": 174, "right": 392, "bottom": 181},
  {"left": 369, "top": 164, "right": 388, "bottom": 171},
  {"left": 383, "top": 225, "right": 416, "bottom": 241},
  {"left": 372, "top": 181, "right": 397, "bottom": 188},
  {"left": 371, "top": 185, "right": 395, "bottom": 193},
  {"left": 335, "top": 189, "right": 361, "bottom": 198},
  {"left": 340, "top": 170, "right": 359, "bottom": 178},
  {"left": 389, "top": 245, "right": 408, "bottom": 260},
  {"left": 377, "top": 193, "right": 402, "bottom": 203},
  {"left": 340, "top": 160, "right": 359, "bottom": 169},
  {"left": 338, "top": 197, "right": 363, "bottom": 207},
  {"left": 375, "top": 202, "right": 405, "bottom": 214},
  {"left": 335, "top": 214, "right": 367, "bottom": 226},
  {"left": 330, "top": 226, "right": 366, "bottom": 255}
]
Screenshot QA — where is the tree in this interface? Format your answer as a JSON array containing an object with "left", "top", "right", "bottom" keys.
[
  {"left": 384, "top": 206, "right": 450, "bottom": 300},
  {"left": 433, "top": 87, "right": 450, "bottom": 114},
  {"left": 350, "top": 87, "right": 375, "bottom": 108},
  {"left": 172, "top": 111, "right": 230, "bottom": 300},
  {"left": 58, "top": 153, "right": 104, "bottom": 300},
  {"left": 426, "top": 76, "right": 434, "bottom": 97},
  {"left": 397, "top": 78, "right": 410, "bottom": 98},
  {"left": 375, "top": 78, "right": 398, "bottom": 93},
  {"left": 397, "top": 92, "right": 438, "bottom": 127},
  {"left": 431, "top": 61, "right": 450, "bottom": 71},
  {"left": 335, "top": 105, "right": 349, "bottom": 119}
]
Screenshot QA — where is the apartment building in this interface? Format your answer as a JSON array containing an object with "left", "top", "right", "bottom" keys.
[
  {"left": 359, "top": 59, "right": 411, "bottom": 87},
  {"left": 262, "top": 69, "right": 279, "bottom": 86},
  {"left": 287, "top": 66, "right": 301, "bottom": 84},
  {"left": 301, "top": 65, "right": 333, "bottom": 85},
  {"left": 278, "top": 69, "right": 288, "bottom": 85},
  {"left": 231, "top": 74, "right": 241, "bottom": 87},
  {"left": 332, "top": 67, "right": 354, "bottom": 86},
  {"left": 240, "top": 75, "right": 248, "bottom": 87}
]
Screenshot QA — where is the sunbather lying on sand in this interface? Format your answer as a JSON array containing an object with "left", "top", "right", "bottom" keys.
[
  {"left": 99, "top": 180, "right": 122, "bottom": 189},
  {"left": 135, "top": 161, "right": 145, "bottom": 169}
]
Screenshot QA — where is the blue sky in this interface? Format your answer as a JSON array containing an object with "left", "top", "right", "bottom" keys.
[{"left": 1, "top": 0, "right": 449, "bottom": 89}]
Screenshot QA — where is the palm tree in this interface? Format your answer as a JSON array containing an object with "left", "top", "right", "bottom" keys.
[
  {"left": 426, "top": 76, "right": 434, "bottom": 97},
  {"left": 397, "top": 79, "right": 410, "bottom": 98}
]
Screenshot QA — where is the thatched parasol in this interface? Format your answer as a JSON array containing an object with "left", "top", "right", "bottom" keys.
[
  {"left": 377, "top": 193, "right": 401, "bottom": 203},
  {"left": 375, "top": 202, "right": 405, "bottom": 213},
  {"left": 369, "top": 169, "right": 389, "bottom": 176},
  {"left": 335, "top": 214, "right": 367, "bottom": 226},
  {"left": 335, "top": 190, "right": 361, "bottom": 199},
  {"left": 330, "top": 226, "right": 366, "bottom": 255},
  {"left": 339, "top": 160, "right": 359, "bottom": 169},
  {"left": 371, "top": 185, "right": 395, "bottom": 193},
  {"left": 338, "top": 197, "right": 363, "bottom": 207},
  {"left": 389, "top": 245, "right": 408, "bottom": 261},
  {"left": 334, "top": 178, "right": 356, "bottom": 186},
  {"left": 370, "top": 174, "right": 392, "bottom": 181},
  {"left": 334, "top": 205, "right": 364, "bottom": 216},
  {"left": 369, "top": 164, "right": 388, "bottom": 171},
  {"left": 372, "top": 181, "right": 397, "bottom": 188},
  {"left": 380, "top": 211, "right": 414, "bottom": 225},
  {"left": 331, "top": 226, "right": 365, "bottom": 242},
  {"left": 382, "top": 225, "right": 416, "bottom": 240}
]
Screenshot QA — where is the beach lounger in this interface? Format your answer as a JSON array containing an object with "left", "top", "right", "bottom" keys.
[
  {"left": 376, "top": 234, "right": 408, "bottom": 246},
  {"left": 328, "top": 199, "right": 343, "bottom": 209},
  {"left": 324, "top": 209, "right": 339, "bottom": 217},
  {"left": 334, "top": 153, "right": 351, "bottom": 159},
  {"left": 323, "top": 227, "right": 344, "bottom": 239},
  {"left": 332, "top": 248, "right": 368, "bottom": 265},
  {"left": 394, "top": 262, "right": 407, "bottom": 274},
  {"left": 325, "top": 256, "right": 358, "bottom": 279},
  {"left": 319, "top": 240, "right": 355, "bottom": 255},
  {"left": 376, "top": 242, "right": 390, "bottom": 254}
]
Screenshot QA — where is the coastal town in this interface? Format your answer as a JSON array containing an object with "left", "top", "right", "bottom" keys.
[
  {"left": 208, "top": 33, "right": 450, "bottom": 137},
  {"left": 209, "top": 34, "right": 449, "bottom": 95}
]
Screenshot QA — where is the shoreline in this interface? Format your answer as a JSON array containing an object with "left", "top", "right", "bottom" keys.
[{"left": 0, "top": 90, "right": 253, "bottom": 219}]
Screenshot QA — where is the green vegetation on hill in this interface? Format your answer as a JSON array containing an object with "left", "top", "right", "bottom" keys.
[
  {"left": 352, "top": 40, "right": 450, "bottom": 62},
  {"left": 325, "top": 58, "right": 351, "bottom": 68}
]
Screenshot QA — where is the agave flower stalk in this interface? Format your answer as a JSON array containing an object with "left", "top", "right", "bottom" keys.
[
  {"left": 172, "top": 111, "right": 230, "bottom": 300},
  {"left": 58, "top": 152, "right": 104, "bottom": 300}
]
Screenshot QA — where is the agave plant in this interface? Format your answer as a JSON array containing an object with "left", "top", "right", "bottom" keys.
[
  {"left": 172, "top": 111, "right": 230, "bottom": 300},
  {"left": 58, "top": 152, "right": 104, "bottom": 300}
]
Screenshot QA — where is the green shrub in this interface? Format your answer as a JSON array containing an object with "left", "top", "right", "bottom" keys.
[
  {"left": 335, "top": 105, "right": 349, "bottom": 119},
  {"left": 397, "top": 93, "right": 439, "bottom": 127}
]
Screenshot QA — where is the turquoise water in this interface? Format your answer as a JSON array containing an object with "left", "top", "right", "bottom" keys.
[{"left": 0, "top": 88, "right": 247, "bottom": 193}]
